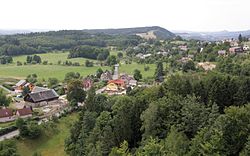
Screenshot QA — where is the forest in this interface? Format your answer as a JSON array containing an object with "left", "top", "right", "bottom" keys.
[
  {"left": 64, "top": 72, "right": 250, "bottom": 156},
  {"left": 0, "top": 30, "right": 142, "bottom": 56}
]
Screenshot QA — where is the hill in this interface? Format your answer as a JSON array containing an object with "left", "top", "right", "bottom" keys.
[
  {"left": 174, "top": 30, "right": 250, "bottom": 41},
  {"left": 82, "top": 26, "right": 176, "bottom": 40}
]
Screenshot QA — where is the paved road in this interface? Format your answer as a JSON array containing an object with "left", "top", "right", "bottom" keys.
[{"left": 0, "top": 130, "right": 20, "bottom": 141}]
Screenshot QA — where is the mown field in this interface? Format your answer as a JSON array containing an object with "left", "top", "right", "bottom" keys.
[
  {"left": 0, "top": 52, "right": 156, "bottom": 81},
  {"left": 17, "top": 113, "right": 78, "bottom": 156}
]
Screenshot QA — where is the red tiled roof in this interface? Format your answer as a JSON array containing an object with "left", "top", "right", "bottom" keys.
[
  {"left": 0, "top": 108, "right": 13, "bottom": 118},
  {"left": 108, "top": 79, "right": 125, "bottom": 84},
  {"left": 17, "top": 107, "right": 32, "bottom": 116}
]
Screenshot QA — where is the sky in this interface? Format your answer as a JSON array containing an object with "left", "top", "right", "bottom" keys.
[{"left": 0, "top": 0, "right": 250, "bottom": 32}]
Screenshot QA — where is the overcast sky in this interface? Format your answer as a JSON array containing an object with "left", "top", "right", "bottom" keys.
[{"left": 0, "top": 0, "right": 249, "bottom": 32}]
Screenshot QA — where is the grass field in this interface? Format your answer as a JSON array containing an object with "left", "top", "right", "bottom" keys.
[
  {"left": 17, "top": 113, "right": 78, "bottom": 156},
  {"left": 0, "top": 52, "right": 155, "bottom": 81}
]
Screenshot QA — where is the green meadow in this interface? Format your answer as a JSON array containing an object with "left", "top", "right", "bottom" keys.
[
  {"left": 0, "top": 52, "right": 156, "bottom": 81},
  {"left": 17, "top": 113, "right": 78, "bottom": 156}
]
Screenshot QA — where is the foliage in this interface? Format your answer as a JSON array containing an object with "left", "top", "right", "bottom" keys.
[
  {"left": 0, "top": 56, "right": 13, "bottom": 64},
  {"left": 154, "top": 61, "right": 164, "bottom": 82},
  {"left": 68, "top": 45, "right": 110, "bottom": 60},
  {"left": 0, "top": 89, "right": 11, "bottom": 106},
  {"left": 16, "top": 118, "right": 41, "bottom": 139},
  {"left": 133, "top": 69, "right": 142, "bottom": 81},
  {"left": 48, "top": 77, "right": 59, "bottom": 89},
  {"left": 64, "top": 72, "right": 81, "bottom": 82},
  {"left": 0, "top": 140, "right": 19, "bottom": 156},
  {"left": 26, "top": 74, "right": 38, "bottom": 84},
  {"left": 106, "top": 55, "right": 118, "bottom": 66},
  {"left": 22, "top": 86, "right": 30, "bottom": 97},
  {"left": 66, "top": 79, "right": 86, "bottom": 104}
]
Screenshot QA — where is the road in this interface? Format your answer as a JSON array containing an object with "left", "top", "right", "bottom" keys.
[{"left": 0, "top": 130, "right": 20, "bottom": 142}]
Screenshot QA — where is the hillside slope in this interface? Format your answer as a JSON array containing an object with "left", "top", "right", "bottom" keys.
[{"left": 82, "top": 26, "right": 176, "bottom": 40}]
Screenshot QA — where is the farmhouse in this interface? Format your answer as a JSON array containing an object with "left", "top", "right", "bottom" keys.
[
  {"left": 197, "top": 62, "right": 216, "bottom": 71},
  {"left": 24, "top": 89, "right": 59, "bottom": 107},
  {"left": 100, "top": 70, "right": 112, "bottom": 81},
  {"left": 0, "top": 108, "right": 14, "bottom": 123},
  {"left": 16, "top": 107, "right": 32, "bottom": 118},
  {"left": 218, "top": 50, "right": 226, "bottom": 56},
  {"left": 14, "top": 80, "right": 34, "bottom": 93},
  {"left": 229, "top": 47, "right": 244, "bottom": 54},
  {"left": 178, "top": 45, "right": 188, "bottom": 51},
  {"left": 82, "top": 77, "right": 93, "bottom": 91}
]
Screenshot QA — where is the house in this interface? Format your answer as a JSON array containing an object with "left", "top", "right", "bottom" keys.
[
  {"left": 108, "top": 79, "right": 125, "bottom": 88},
  {"left": 0, "top": 108, "right": 14, "bottom": 123},
  {"left": 178, "top": 45, "right": 188, "bottom": 51},
  {"left": 230, "top": 41, "right": 239, "bottom": 47},
  {"left": 16, "top": 107, "right": 32, "bottom": 118},
  {"left": 14, "top": 80, "right": 34, "bottom": 93},
  {"left": 157, "top": 51, "right": 168, "bottom": 56},
  {"left": 179, "top": 57, "right": 192, "bottom": 63},
  {"left": 14, "top": 80, "right": 27, "bottom": 93},
  {"left": 229, "top": 47, "right": 244, "bottom": 54},
  {"left": 197, "top": 62, "right": 216, "bottom": 71},
  {"left": 243, "top": 45, "right": 249, "bottom": 51},
  {"left": 82, "top": 77, "right": 93, "bottom": 91},
  {"left": 136, "top": 53, "right": 152, "bottom": 59},
  {"left": 100, "top": 71, "right": 112, "bottom": 81},
  {"left": 218, "top": 50, "right": 226, "bottom": 56},
  {"left": 24, "top": 89, "right": 59, "bottom": 107},
  {"left": 106, "top": 83, "right": 119, "bottom": 92},
  {"left": 129, "top": 79, "right": 137, "bottom": 87}
]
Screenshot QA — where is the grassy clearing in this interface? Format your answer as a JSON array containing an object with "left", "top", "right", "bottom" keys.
[
  {"left": 0, "top": 52, "right": 155, "bottom": 81},
  {"left": 16, "top": 113, "right": 78, "bottom": 156},
  {"left": 0, "top": 121, "right": 15, "bottom": 129}
]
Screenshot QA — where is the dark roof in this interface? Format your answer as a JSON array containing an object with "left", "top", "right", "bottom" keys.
[
  {"left": 25, "top": 89, "right": 59, "bottom": 103},
  {"left": 0, "top": 108, "right": 13, "bottom": 118},
  {"left": 16, "top": 107, "right": 32, "bottom": 116}
]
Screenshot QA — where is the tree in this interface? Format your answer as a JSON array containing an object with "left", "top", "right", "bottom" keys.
[
  {"left": 67, "top": 79, "right": 86, "bottom": 104},
  {"left": 117, "top": 52, "right": 123, "bottom": 59},
  {"left": 154, "top": 61, "right": 164, "bottom": 82},
  {"left": 27, "top": 74, "right": 38, "bottom": 83},
  {"left": 64, "top": 72, "right": 80, "bottom": 82},
  {"left": 182, "top": 60, "right": 196, "bottom": 72},
  {"left": 48, "top": 78, "right": 59, "bottom": 89},
  {"left": 239, "top": 34, "right": 243, "bottom": 43},
  {"left": 0, "top": 89, "right": 11, "bottom": 107},
  {"left": 85, "top": 60, "right": 94, "bottom": 67},
  {"left": 0, "top": 140, "right": 18, "bottom": 156},
  {"left": 109, "top": 141, "right": 131, "bottom": 156},
  {"left": 16, "top": 118, "right": 41, "bottom": 139},
  {"left": 106, "top": 55, "right": 117, "bottom": 66},
  {"left": 22, "top": 86, "right": 30, "bottom": 97},
  {"left": 133, "top": 69, "right": 142, "bottom": 81},
  {"left": 96, "top": 68, "right": 103, "bottom": 78}
]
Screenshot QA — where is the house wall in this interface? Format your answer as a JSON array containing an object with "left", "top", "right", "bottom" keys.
[
  {"left": 25, "top": 99, "right": 60, "bottom": 108},
  {"left": 0, "top": 116, "right": 15, "bottom": 123},
  {"left": 17, "top": 114, "right": 32, "bottom": 119}
]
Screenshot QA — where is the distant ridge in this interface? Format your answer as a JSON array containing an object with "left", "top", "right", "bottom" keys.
[
  {"left": 82, "top": 26, "right": 176, "bottom": 40},
  {"left": 174, "top": 30, "right": 250, "bottom": 41}
]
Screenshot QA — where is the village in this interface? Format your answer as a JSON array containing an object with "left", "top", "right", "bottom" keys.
[{"left": 0, "top": 64, "right": 139, "bottom": 126}]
